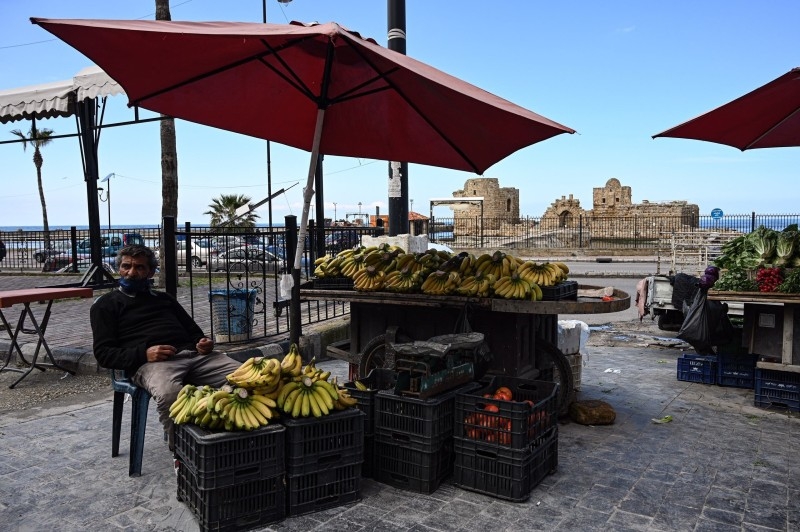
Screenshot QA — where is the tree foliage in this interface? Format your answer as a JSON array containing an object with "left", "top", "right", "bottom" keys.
[{"left": 205, "top": 194, "right": 260, "bottom": 230}]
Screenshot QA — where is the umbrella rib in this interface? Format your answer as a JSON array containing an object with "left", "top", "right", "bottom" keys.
[
  {"left": 744, "top": 105, "right": 800, "bottom": 150},
  {"left": 340, "top": 35, "right": 482, "bottom": 173},
  {"left": 256, "top": 38, "right": 318, "bottom": 103}
]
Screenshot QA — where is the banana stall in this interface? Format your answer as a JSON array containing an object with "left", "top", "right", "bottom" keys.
[{"left": 303, "top": 245, "right": 630, "bottom": 403}]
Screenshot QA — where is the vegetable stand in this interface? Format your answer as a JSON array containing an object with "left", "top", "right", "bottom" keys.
[
  {"left": 301, "top": 284, "right": 630, "bottom": 405},
  {"left": 708, "top": 290, "right": 800, "bottom": 373}
]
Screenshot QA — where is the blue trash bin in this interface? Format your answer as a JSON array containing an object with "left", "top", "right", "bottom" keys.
[{"left": 208, "top": 288, "right": 257, "bottom": 343}]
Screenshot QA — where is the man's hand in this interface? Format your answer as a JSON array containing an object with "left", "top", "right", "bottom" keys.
[
  {"left": 196, "top": 337, "right": 214, "bottom": 355},
  {"left": 146, "top": 344, "right": 177, "bottom": 362}
]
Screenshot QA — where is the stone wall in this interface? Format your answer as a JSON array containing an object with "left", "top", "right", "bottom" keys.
[{"left": 451, "top": 178, "right": 519, "bottom": 235}]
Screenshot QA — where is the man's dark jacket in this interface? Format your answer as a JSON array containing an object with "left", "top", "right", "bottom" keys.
[{"left": 90, "top": 289, "right": 205, "bottom": 374}]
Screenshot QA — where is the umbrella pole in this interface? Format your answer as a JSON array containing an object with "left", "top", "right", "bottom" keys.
[{"left": 290, "top": 109, "right": 326, "bottom": 345}]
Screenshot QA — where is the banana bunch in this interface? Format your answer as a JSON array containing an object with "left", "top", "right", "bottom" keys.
[
  {"left": 276, "top": 374, "right": 343, "bottom": 418},
  {"left": 280, "top": 343, "right": 303, "bottom": 378},
  {"left": 313, "top": 254, "right": 337, "bottom": 278},
  {"left": 207, "top": 387, "right": 278, "bottom": 431},
  {"left": 353, "top": 265, "right": 386, "bottom": 291},
  {"left": 456, "top": 270, "right": 495, "bottom": 297},
  {"left": 383, "top": 266, "right": 422, "bottom": 293},
  {"left": 474, "top": 250, "right": 517, "bottom": 279},
  {"left": 333, "top": 380, "right": 359, "bottom": 410},
  {"left": 517, "top": 261, "right": 568, "bottom": 287},
  {"left": 421, "top": 270, "right": 461, "bottom": 295},
  {"left": 226, "top": 356, "right": 282, "bottom": 391},
  {"left": 170, "top": 384, "right": 214, "bottom": 426},
  {"left": 493, "top": 272, "right": 539, "bottom": 300},
  {"left": 364, "top": 246, "right": 404, "bottom": 273}
]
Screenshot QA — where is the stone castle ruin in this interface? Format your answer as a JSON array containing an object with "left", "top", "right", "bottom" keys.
[
  {"left": 541, "top": 178, "right": 699, "bottom": 234},
  {"left": 444, "top": 177, "right": 699, "bottom": 244}
]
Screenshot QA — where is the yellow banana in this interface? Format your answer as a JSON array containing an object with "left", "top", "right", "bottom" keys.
[
  {"left": 291, "top": 390, "right": 305, "bottom": 418},
  {"left": 307, "top": 390, "right": 323, "bottom": 417},
  {"left": 282, "top": 387, "right": 303, "bottom": 414},
  {"left": 249, "top": 397, "right": 274, "bottom": 420},
  {"left": 276, "top": 381, "right": 299, "bottom": 409}
]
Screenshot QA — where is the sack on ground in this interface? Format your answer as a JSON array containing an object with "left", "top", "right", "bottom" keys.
[{"left": 677, "top": 289, "right": 734, "bottom": 355}]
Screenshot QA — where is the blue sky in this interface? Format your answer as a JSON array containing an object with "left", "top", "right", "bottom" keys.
[{"left": 2, "top": 0, "right": 798, "bottom": 228}]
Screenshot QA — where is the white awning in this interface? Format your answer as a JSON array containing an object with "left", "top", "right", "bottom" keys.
[{"left": 0, "top": 66, "right": 125, "bottom": 124}]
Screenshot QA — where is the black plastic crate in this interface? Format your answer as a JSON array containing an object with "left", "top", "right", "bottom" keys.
[
  {"left": 281, "top": 408, "right": 365, "bottom": 475},
  {"left": 312, "top": 277, "right": 354, "bottom": 290},
  {"left": 453, "top": 427, "right": 558, "bottom": 502},
  {"left": 373, "top": 435, "right": 453, "bottom": 494},
  {"left": 540, "top": 280, "right": 578, "bottom": 301},
  {"left": 287, "top": 462, "right": 361, "bottom": 517},
  {"left": 176, "top": 463, "right": 285, "bottom": 532},
  {"left": 754, "top": 369, "right": 800, "bottom": 411},
  {"left": 344, "top": 369, "right": 397, "bottom": 436},
  {"left": 717, "top": 353, "right": 757, "bottom": 388},
  {"left": 362, "top": 435, "right": 374, "bottom": 479},
  {"left": 374, "top": 382, "right": 481, "bottom": 450},
  {"left": 174, "top": 423, "right": 285, "bottom": 490},
  {"left": 677, "top": 353, "right": 716, "bottom": 384},
  {"left": 454, "top": 377, "right": 557, "bottom": 450}
]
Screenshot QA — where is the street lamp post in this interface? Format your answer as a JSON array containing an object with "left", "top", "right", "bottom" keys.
[
  {"left": 333, "top": 202, "right": 337, "bottom": 224},
  {"left": 99, "top": 172, "right": 114, "bottom": 233}
]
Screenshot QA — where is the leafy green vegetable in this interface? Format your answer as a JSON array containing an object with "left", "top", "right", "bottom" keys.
[
  {"left": 748, "top": 226, "right": 778, "bottom": 265},
  {"left": 777, "top": 268, "right": 800, "bottom": 294},
  {"left": 714, "top": 235, "right": 760, "bottom": 270},
  {"left": 774, "top": 231, "right": 797, "bottom": 267},
  {"left": 714, "top": 267, "right": 759, "bottom": 292}
]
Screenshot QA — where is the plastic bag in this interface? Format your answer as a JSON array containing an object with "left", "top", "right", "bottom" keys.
[
  {"left": 279, "top": 274, "right": 294, "bottom": 300},
  {"left": 677, "top": 289, "right": 734, "bottom": 355}
]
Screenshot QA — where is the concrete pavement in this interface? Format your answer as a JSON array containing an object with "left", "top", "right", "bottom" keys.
[{"left": 1, "top": 345, "right": 798, "bottom": 531}]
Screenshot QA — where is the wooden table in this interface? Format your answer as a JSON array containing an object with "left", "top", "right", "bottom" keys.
[
  {"left": 0, "top": 287, "right": 94, "bottom": 388},
  {"left": 301, "top": 284, "right": 630, "bottom": 377},
  {"left": 708, "top": 290, "right": 800, "bottom": 374}
]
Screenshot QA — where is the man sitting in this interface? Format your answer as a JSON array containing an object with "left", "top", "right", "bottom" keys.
[{"left": 90, "top": 244, "right": 241, "bottom": 451}]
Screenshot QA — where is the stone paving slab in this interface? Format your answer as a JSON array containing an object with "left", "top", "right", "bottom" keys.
[{"left": 1, "top": 347, "right": 798, "bottom": 531}]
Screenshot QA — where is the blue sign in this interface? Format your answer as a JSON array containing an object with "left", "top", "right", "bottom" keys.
[{"left": 710, "top": 208, "right": 724, "bottom": 219}]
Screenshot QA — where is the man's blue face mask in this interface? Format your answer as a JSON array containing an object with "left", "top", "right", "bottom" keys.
[{"left": 119, "top": 276, "right": 152, "bottom": 293}]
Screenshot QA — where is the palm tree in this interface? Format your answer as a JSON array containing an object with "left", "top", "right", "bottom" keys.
[
  {"left": 10, "top": 124, "right": 54, "bottom": 248},
  {"left": 156, "top": 0, "right": 179, "bottom": 288},
  {"left": 205, "top": 194, "right": 260, "bottom": 231}
]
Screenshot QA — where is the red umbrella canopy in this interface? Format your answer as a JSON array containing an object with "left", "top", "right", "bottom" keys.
[
  {"left": 653, "top": 67, "right": 800, "bottom": 150},
  {"left": 31, "top": 18, "right": 574, "bottom": 174}
]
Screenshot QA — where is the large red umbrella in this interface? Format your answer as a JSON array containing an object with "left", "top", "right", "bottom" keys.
[
  {"left": 653, "top": 67, "right": 800, "bottom": 150},
  {"left": 31, "top": 17, "right": 574, "bottom": 331}
]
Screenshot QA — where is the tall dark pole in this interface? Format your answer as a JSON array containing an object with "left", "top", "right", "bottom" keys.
[{"left": 387, "top": 0, "right": 409, "bottom": 236}]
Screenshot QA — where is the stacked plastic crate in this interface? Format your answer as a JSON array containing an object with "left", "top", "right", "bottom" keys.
[
  {"left": 754, "top": 369, "right": 800, "bottom": 412},
  {"left": 676, "top": 353, "right": 717, "bottom": 384},
  {"left": 174, "top": 423, "right": 286, "bottom": 532},
  {"left": 343, "top": 369, "right": 397, "bottom": 478},
  {"left": 372, "top": 382, "right": 481, "bottom": 493},
  {"left": 282, "top": 408, "right": 365, "bottom": 516},
  {"left": 453, "top": 377, "right": 559, "bottom": 502}
]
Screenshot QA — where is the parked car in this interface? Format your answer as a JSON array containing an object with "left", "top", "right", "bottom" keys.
[
  {"left": 208, "top": 246, "right": 310, "bottom": 276},
  {"left": 207, "top": 246, "right": 281, "bottom": 274},
  {"left": 325, "top": 229, "right": 359, "bottom": 254},
  {"left": 32, "top": 241, "right": 72, "bottom": 263},
  {"left": 176, "top": 239, "right": 219, "bottom": 267},
  {"left": 75, "top": 232, "right": 145, "bottom": 257}
]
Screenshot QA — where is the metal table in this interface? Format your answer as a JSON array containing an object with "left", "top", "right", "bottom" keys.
[{"left": 0, "top": 287, "right": 94, "bottom": 388}]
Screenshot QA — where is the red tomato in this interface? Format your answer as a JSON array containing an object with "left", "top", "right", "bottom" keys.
[{"left": 493, "top": 386, "right": 513, "bottom": 401}]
